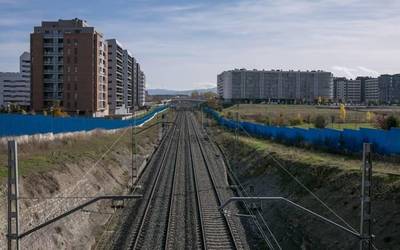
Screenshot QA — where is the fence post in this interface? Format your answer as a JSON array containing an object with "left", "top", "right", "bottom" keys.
[
  {"left": 7, "top": 140, "right": 20, "bottom": 250},
  {"left": 360, "top": 143, "right": 373, "bottom": 250}
]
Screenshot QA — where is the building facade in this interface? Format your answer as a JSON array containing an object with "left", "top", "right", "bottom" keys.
[
  {"left": 365, "top": 78, "right": 379, "bottom": 104},
  {"left": 138, "top": 70, "right": 146, "bottom": 107},
  {"left": 107, "top": 39, "right": 146, "bottom": 114},
  {"left": 346, "top": 80, "right": 362, "bottom": 103},
  {"left": 378, "top": 74, "right": 400, "bottom": 104},
  {"left": 31, "top": 18, "right": 108, "bottom": 116},
  {"left": 217, "top": 69, "right": 333, "bottom": 102},
  {"left": 0, "top": 52, "right": 31, "bottom": 108}
]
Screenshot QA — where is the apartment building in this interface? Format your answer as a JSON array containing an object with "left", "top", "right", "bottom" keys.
[
  {"left": 365, "top": 78, "right": 379, "bottom": 104},
  {"left": 107, "top": 39, "right": 146, "bottom": 114},
  {"left": 138, "top": 70, "right": 146, "bottom": 107},
  {"left": 217, "top": 69, "right": 333, "bottom": 102},
  {"left": 333, "top": 77, "right": 346, "bottom": 102},
  {"left": 0, "top": 52, "right": 31, "bottom": 108},
  {"left": 333, "top": 78, "right": 362, "bottom": 103},
  {"left": 346, "top": 80, "right": 362, "bottom": 103},
  {"left": 31, "top": 18, "right": 108, "bottom": 116},
  {"left": 378, "top": 74, "right": 400, "bottom": 104},
  {"left": 133, "top": 62, "right": 146, "bottom": 108}
]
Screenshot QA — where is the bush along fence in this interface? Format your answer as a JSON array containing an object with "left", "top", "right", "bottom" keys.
[
  {"left": 204, "top": 107, "right": 400, "bottom": 156},
  {"left": 0, "top": 105, "right": 168, "bottom": 137}
]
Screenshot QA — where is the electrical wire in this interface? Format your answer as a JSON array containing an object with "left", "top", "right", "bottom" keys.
[
  {"left": 236, "top": 122, "right": 359, "bottom": 234},
  {"left": 201, "top": 113, "right": 281, "bottom": 249}
]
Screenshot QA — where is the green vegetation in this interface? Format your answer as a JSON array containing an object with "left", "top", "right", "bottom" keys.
[
  {"left": 222, "top": 104, "right": 400, "bottom": 130},
  {"left": 313, "top": 115, "right": 326, "bottom": 129}
]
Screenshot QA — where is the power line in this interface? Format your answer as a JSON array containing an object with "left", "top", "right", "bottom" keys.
[{"left": 236, "top": 122, "right": 359, "bottom": 234}]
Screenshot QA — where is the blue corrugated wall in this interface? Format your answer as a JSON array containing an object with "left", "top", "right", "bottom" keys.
[
  {"left": 0, "top": 106, "right": 168, "bottom": 137},
  {"left": 204, "top": 107, "right": 400, "bottom": 155}
]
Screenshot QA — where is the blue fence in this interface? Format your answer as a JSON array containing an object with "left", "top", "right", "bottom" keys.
[
  {"left": 205, "top": 107, "right": 400, "bottom": 155},
  {"left": 0, "top": 106, "right": 168, "bottom": 137}
]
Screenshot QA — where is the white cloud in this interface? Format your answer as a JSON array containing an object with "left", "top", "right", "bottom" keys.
[{"left": 1, "top": 0, "right": 400, "bottom": 88}]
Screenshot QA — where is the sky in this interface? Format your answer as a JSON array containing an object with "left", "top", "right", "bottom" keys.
[{"left": 0, "top": 0, "right": 399, "bottom": 90}]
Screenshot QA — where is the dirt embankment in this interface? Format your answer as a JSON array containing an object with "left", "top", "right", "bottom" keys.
[
  {"left": 0, "top": 123, "right": 160, "bottom": 249},
  {"left": 211, "top": 127, "right": 400, "bottom": 249}
]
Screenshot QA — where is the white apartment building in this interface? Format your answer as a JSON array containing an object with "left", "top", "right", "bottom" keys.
[
  {"left": 0, "top": 52, "right": 31, "bottom": 108},
  {"left": 138, "top": 70, "right": 146, "bottom": 107},
  {"left": 218, "top": 69, "right": 333, "bottom": 102}
]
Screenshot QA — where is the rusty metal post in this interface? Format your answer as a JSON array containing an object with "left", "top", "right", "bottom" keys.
[
  {"left": 7, "top": 140, "right": 20, "bottom": 250},
  {"left": 360, "top": 143, "right": 373, "bottom": 250}
]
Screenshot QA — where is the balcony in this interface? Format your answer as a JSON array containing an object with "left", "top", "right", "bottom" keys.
[
  {"left": 43, "top": 78, "right": 55, "bottom": 83},
  {"left": 43, "top": 60, "right": 54, "bottom": 65}
]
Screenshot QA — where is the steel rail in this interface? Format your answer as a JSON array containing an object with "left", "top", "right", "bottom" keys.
[
  {"left": 186, "top": 112, "right": 207, "bottom": 249},
  {"left": 128, "top": 113, "right": 181, "bottom": 250},
  {"left": 164, "top": 112, "right": 186, "bottom": 249},
  {"left": 188, "top": 113, "right": 240, "bottom": 249}
]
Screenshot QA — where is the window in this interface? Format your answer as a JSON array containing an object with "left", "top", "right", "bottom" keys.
[
  {"left": 67, "top": 39, "right": 71, "bottom": 44},
  {"left": 67, "top": 57, "right": 70, "bottom": 63},
  {"left": 74, "top": 48, "right": 78, "bottom": 55},
  {"left": 74, "top": 57, "right": 78, "bottom": 64},
  {"left": 74, "top": 66, "right": 78, "bottom": 73}
]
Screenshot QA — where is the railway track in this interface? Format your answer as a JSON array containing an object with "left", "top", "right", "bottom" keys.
[
  {"left": 187, "top": 112, "right": 246, "bottom": 250},
  {"left": 127, "top": 112, "right": 183, "bottom": 250},
  {"left": 111, "top": 111, "right": 248, "bottom": 249}
]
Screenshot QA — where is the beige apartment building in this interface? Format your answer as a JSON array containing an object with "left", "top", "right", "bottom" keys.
[{"left": 31, "top": 18, "right": 108, "bottom": 116}]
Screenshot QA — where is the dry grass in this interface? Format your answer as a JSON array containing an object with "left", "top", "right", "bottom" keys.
[
  {"left": 0, "top": 116, "right": 162, "bottom": 181},
  {"left": 222, "top": 104, "right": 400, "bottom": 129},
  {"left": 217, "top": 128, "right": 400, "bottom": 177}
]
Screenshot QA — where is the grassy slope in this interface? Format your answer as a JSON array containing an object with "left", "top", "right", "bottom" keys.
[
  {"left": 0, "top": 116, "right": 161, "bottom": 181},
  {"left": 211, "top": 126, "right": 400, "bottom": 249},
  {"left": 221, "top": 130, "right": 400, "bottom": 177}
]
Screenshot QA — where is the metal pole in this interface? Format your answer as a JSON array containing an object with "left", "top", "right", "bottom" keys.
[
  {"left": 131, "top": 109, "right": 138, "bottom": 191},
  {"left": 7, "top": 140, "right": 20, "bottom": 250},
  {"left": 201, "top": 107, "right": 204, "bottom": 130},
  {"left": 235, "top": 105, "right": 239, "bottom": 164},
  {"left": 360, "top": 143, "right": 372, "bottom": 250}
]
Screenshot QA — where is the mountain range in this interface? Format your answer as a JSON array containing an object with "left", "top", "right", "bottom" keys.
[{"left": 147, "top": 87, "right": 217, "bottom": 96}]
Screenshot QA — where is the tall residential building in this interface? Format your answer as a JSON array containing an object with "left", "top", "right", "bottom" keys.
[
  {"left": 333, "top": 77, "right": 347, "bottom": 102},
  {"left": 133, "top": 62, "right": 146, "bottom": 108},
  {"left": 378, "top": 74, "right": 400, "bottom": 104},
  {"left": 107, "top": 39, "right": 145, "bottom": 113},
  {"left": 333, "top": 78, "right": 362, "bottom": 103},
  {"left": 0, "top": 52, "right": 31, "bottom": 108},
  {"left": 365, "top": 78, "right": 379, "bottom": 104},
  {"left": 138, "top": 70, "right": 146, "bottom": 107},
  {"left": 31, "top": 18, "right": 108, "bottom": 116},
  {"left": 346, "top": 80, "right": 362, "bottom": 103},
  {"left": 217, "top": 69, "right": 333, "bottom": 102}
]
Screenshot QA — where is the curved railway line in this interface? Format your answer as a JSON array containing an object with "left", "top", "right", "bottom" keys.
[{"left": 110, "top": 111, "right": 249, "bottom": 250}]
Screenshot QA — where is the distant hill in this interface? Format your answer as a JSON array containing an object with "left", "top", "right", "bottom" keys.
[{"left": 148, "top": 87, "right": 217, "bottom": 96}]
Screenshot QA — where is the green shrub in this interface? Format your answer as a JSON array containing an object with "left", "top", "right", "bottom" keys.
[
  {"left": 375, "top": 115, "right": 399, "bottom": 130},
  {"left": 289, "top": 117, "right": 302, "bottom": 126},
  {"left": 313, "top": 115, "right": 326, "bottom": 129}
]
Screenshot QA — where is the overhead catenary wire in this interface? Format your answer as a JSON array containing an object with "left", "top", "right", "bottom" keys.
[
  {"left": 19, "top": 126, "right": 132, "bottom": 246},
  {"left": 201, "top": 110, "right": 281, "bottom": 249},
  {"left": 231, "top": 118, "right": 359, "bottom": 234}
]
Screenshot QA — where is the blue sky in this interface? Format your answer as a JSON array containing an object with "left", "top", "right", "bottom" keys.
[{"left": 0, "top": 0, "right": 399, "bottom": 90}]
